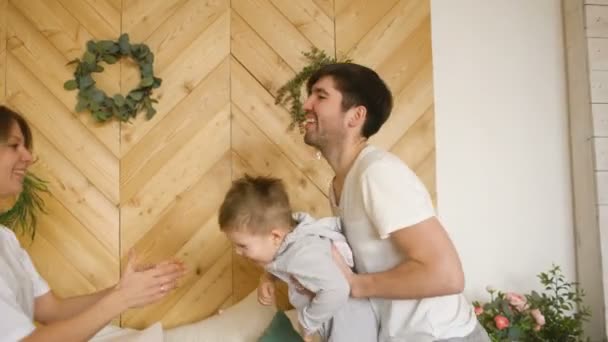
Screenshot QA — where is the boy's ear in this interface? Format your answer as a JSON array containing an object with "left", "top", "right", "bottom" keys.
[{"left": 269, "top": 228, "right": 286, "bottom": 244}]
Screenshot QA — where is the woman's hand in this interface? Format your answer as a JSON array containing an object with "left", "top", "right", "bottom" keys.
[
  {"left": 257, "top": 272, "right": 276, "bottom": 306},
  {"left": 113, "top": 251, "right": 186, "bottom": 309}
]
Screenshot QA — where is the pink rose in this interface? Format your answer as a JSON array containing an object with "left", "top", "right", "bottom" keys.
[
  {"left": 474, "top": 306, "right": 484, "bottom": 316},
  {"left": 494, "top": 315, "right": 510, "bottom": 330},
  {"left": 531, "top": 308, "right": 546, "bottom": 326},
  {"left": 505, "top": 292, "right": 528, "bottom": 312}
]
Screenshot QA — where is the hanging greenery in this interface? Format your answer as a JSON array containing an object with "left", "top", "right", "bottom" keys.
[
  {"left": 275, "top": 47, "right": 351, "bottom": 130},
  {"left": 63, "top": 33, "right": 162, "bottom": 123},
  {"left": 0, "top": 172, "right": 49, "bottom": 240}
]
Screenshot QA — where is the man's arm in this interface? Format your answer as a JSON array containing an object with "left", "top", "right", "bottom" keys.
[{"left": 339, "top": 217, "right": 465, "bottom": 299}]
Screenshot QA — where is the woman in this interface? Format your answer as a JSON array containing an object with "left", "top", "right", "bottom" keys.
[{"left": 0, "top": 105, "right": 186, "bottom": 341}]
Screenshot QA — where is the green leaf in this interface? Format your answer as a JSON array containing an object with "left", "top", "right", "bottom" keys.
[
  {"left": 113, "top": 94, "right": 126, "bottom": 107},
  {"left": 152, "top": 77, "right": 162, "bottom": 88},
  {"left": 96, "top": 40, "right": 115, "bottom": 52},
  {"left": 140, "top": 76, "right": 154, "bottom": 87},
  {"left": 83, "top": 51, "right": 97, "bottom": 65},
  {"left": 128, "top": 91, "right": 144, "bottom": 101},
  {"left": 118, "top": 34, "right": 130, "bottom": 55},
  {"left": 78, "top": 75, "right": 95, "bottom": 89},
  {"left": 86, "top": 40, "right": 97, "bottom": 53},
  {"left": 63, "top": 80, "right": 78, "bottom": 90},
  {"left": 102, "top": 55, "right": 118, "bottom": 64},
  {"left": 94, "top": 65, "right": 105, "bottom": 72},
  {"left": 93, "top": 110, "right": 112, "bottom": 122}
]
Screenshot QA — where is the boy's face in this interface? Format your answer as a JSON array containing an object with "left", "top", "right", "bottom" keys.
[{"left": 225, "top": 229, "right": 283, "bottom": 266}]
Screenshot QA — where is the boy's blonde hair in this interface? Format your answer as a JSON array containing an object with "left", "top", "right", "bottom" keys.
[{"left": 218, "top": 175, "right": 294, "bottom": 234}]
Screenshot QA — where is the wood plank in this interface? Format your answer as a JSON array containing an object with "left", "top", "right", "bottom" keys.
[
  {"left": 120, "top": 105, "right": 230, "bottom": 252},
  {"left": 343, "top": 0, "right": 429, "bottom": 67},
  {"left": 122, "top": 0, "right": 190, "bottom": 42},
  {"left": 135, "top": 0, "right": 228, "bottom": 74},
  {"left": 30, "top": 127, "right": 119, "bottom": 257},
  {"left": 591, "top": 70, "right": 608, "bottom": 102},
  {"left": 563, "top": 0, "right": 607, "bottom": 337},
  {"left": 35, "top": 192, "right": 118, "bottom": 290},
  {"left": 128, "top": 154, "right": 231, "bottom": 263},
  {"left": 335, "top": 0, "right": 398, "bottom": 54},
  {"left": 84, "top": 0, "right": 121, "bottom": 29},
  {"left": 120, "top": 10, "right": 230, "bottom": 156},
  {"left": 7, "top": 3, "right": 120, "bottom": 157},
  {"left": 231, "top": 10, "right": 295, "bottom": 96},
  {"left": 598, "top": 171, "right": 608, "bottom": 204},
  {"left": 158, "top": 249, "right": 232, "bottom": 329},
  {"left": 586, "top": 5, "right": 608, "bottom": 37},
  {"left": 588, "top": 38, "right": 608, "bottom": 70},
  {"left": 375, "top": 15, "right": 432, "bottom": 96},
  {"left": 0, "top": 0, "right": 5, "bottom": 104},
  {"left": 370, "top": 60, "right": 434, "bottom": 151},
  {"left": 390, "top": 105, "right": 434, "bottom": 171},
  {"left": 413, "top": 149, "right": 436, "bottom": 202},
  {"left": 593, "top": 104, "right": 608, "bottom": 136},
  {"left": 313, "top": 0, "right": 334, "bottom": 19},
  {"left": 231, "top": 58, "right": 334, "bottom": 195},
  {"left": 6, "top": 53, "right": 120, "bottom": 204},
  {"left": 232, "top": 0, "right": 314, "bottom": 71},
  {"left": 121, "top": 58, "right": 229, "bottom": 202},
  {"left": 122, "top": 199, "right": 232, "bottom": 328},
  {"left": 231, "top": 104, "right": 331, "bottom": 218},
  {"left": 270, "top": 0, "right": 334, "bottom": 53},
  {"left": 595, "top": 137, "right": 608, "bottom": 170},
  {"left": 20, "top": 233, "right": 98, "bottom": 297},
  {"left": 57, "top": 0, "right": 120, "bottom": 39}
]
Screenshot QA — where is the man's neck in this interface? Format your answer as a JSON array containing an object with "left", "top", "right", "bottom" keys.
[{"left": 322, "top": 138, "right": 368, "bottom": 199}]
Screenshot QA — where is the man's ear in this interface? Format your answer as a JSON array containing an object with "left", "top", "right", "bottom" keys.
[{"left": 348, "top": 105, "right": 367, "bottom": 129}]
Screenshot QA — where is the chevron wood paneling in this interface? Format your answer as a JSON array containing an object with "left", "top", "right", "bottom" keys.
[
  {"left": 119, "top": 0, "right": 231, "bottom": 328},
  {"left": 336, "top": 0, "right": 436, "bottom": 197},
  {"left": 0, "top": 0, "right": 434, "bottom": 331},
  {"left": 230, "top": 0, "right": 336, "bottom": 304},
  {"left": 4, "top": 0, "right": 121, "bottom": 312}
]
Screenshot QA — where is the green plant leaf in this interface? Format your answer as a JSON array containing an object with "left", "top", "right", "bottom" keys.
[
  {"left": 140, "top": 76, "right": 154, "bottom": 87},
  {"left": 128, "top": 91, "right": 144, "bottom": 101},
  {"left": 0, "top": 172, "right": 49, "bottom": 240},
  {"left": 63, "top": 80, "right": 78, "bottom": 90},
  {"left": 83, "top": 51, "right": 97, "bottom": 65},
  {"left": 113, "top": 94, "right": 126, "bottom": 107},
  {"left": 102, "top": 54, "right": 118, "bottom": 64}
]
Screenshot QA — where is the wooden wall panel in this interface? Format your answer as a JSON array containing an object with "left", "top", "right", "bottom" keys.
[
  {"left": 336, "top": 0, "right": 436, "bottom": 197},
  {"left": 5, "top": 0, "right": 121, "bottom": 313},
  {"left": 119, "top": 0, "right": 232, "bottom": 328},
  {"left": 1, "top": 0, "right": 434, "bottom": 329}
]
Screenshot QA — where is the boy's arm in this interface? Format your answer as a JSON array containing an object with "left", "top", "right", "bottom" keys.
[{"left": 287, "top": 240, "right": 350, "bottom": 336}]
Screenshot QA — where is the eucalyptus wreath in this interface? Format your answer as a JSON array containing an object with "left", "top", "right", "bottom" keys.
[
  {"left": 0, "top": 172, "right": 49, "bottom": 240},
  {"left": 275, "top": 47, "right": 351, "bottom": 130},
  {"left": 63, "top": 33, "right": 162, "bottom": 122}
]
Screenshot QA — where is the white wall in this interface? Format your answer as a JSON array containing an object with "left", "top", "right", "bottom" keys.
[{"left": 431, "top": 0, "right": 576, "bottom": 301}]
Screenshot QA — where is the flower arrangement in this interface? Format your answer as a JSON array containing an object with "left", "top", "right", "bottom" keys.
[{"left": 473, "top": 265, "right": 591, "bottom": 341}]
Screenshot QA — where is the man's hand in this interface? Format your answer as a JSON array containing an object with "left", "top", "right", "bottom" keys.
[{"left": 330, "top": 244, "right": 360, "bottom": 297}]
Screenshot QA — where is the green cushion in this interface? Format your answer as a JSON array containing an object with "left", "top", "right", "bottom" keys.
[{"left": 258, "top": 311, "right": 304, "bottom": 342}]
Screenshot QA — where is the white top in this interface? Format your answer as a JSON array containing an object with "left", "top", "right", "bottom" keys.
[
  {"left": 0, "top": 226, "right": 50, "bottom": 341},
  {"left": 329, "top": 145, "right": 477, "bottom": 341}
]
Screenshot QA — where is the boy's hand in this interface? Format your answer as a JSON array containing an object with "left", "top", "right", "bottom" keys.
[
  {"left": 257, "top": 272, "right": 276, "bottom": 306},
  {"left": 298, "top": 322, "right": 314, "bottom": 342}
]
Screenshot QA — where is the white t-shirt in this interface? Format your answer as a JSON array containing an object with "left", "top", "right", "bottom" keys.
[
  {"left": 329, "top": 145, "right": 477, "bottom": 341},
  {"left": 0, "top": 226, "right": 50, "bottom": 341}
]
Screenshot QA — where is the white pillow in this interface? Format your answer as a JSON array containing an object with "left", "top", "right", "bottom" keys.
[{"left": 164, "top": 291, "right": 277, "bottom": 342}]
